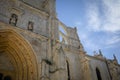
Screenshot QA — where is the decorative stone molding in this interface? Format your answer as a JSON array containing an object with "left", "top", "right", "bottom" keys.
[
  {"left": 20, "top": 1, "right": 49, "bottom": 19},
  {"left": 0, "top": 22, "right": 38, "bottom": 80},
  {"left": 8, "top": 7, "right": 24, "bottom": 16}
]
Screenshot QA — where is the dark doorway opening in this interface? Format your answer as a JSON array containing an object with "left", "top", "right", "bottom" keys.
[
  {"left": 4, "top": 76, "right": 11, "bottom": 80},
  {"left": 0, "top": 73, "right": 3, "bottom": 80},
  {"left": 66, "top": 61, "right": 70, "bottom": 80},
  {"left": 96, "top": 68, "right": 102, "bottom": 80}
]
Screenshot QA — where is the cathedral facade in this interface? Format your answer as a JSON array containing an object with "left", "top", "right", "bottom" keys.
[{"left": 0, "top": 0, "right": 120, "bottom": 80}]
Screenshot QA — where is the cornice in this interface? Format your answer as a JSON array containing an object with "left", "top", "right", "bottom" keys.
[{"left": 85, "top": 54, "right": 106, "bottom": 62}]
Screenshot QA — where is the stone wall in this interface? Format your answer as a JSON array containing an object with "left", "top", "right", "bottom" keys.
[
  {"left": 107, "top": 60, "right": 120, "bottom": 80},
  {"left": 86, "top": 55, "right": 111, "bottom": 80},
  {"left": 0, "top": 0, "right": 57, "bottom": 37},
  {"left": 0, "top": 0, "right": 120, "bottom": 80}
]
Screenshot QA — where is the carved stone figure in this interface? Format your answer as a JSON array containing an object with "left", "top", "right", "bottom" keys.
[
  {"left": 9, "top": 14, "right": 18, "bottom": 26},
  {"left": 28, "top": 21, "right": 34, "bottom": 31}
]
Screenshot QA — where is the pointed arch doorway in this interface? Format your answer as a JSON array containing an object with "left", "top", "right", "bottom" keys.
[
  {"left": 96, "top": 68, "right": 102, "bottom": 80},
  {"left": 0, "top": 28, "right": 38, "bottom": 80},
  {"left": 66, "top": 61, "right": 70, "bottom": 80}
]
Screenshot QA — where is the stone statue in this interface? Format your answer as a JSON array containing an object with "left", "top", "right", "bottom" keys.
[
  {"left": 9, "top": 14, "right": 18, "bottom": 26},
  {"left": 28, "top": 21, "right": 34, "bottom": 31}
]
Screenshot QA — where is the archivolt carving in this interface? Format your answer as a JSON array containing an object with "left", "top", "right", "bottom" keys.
[{"left": 0, "top": 28, "right": 38, "bottom": 80}]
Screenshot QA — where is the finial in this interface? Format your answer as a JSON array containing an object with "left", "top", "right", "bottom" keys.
[
  {"left": 99, "top": 49, "right": 103, "bottom": 56},
  {"left": 74, "top": 27, "right": 77, "bottom": 31},
  {"left": 113, "top": 54, "right": 118, "bottom": 63},
  {"left": 93, "top": 51, "right": 97, "bottom": 55},
  {"left": 113, "top": 54, "right": 117, "bottom": 60}
]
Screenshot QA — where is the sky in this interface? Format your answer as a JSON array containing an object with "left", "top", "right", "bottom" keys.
[{"left": 56, "top": 0, "right": 120, "bottom": 64}]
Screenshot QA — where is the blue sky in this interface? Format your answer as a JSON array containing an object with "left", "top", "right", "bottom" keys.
[{"left": 56, "top": 0, "right": 120, "bottom": 64}]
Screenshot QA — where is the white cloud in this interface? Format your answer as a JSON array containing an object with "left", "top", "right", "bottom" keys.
[
  {"left": 106, "top": 35, "right": 120, "bottom": 45},
  {"left": 76, "top": 0, "right": 120, "bottom": 55},
  {"left": 86, "top": 0, "right": 120, "bottom": 32},
  {"left": 102, "top": 0, "right": 120, "bottom": 32},
  {"left": 86, "top": 3, "right": 101, "bottom": 31},
  {"left": 77, "top": 31, "right": 101, "bottom": 52}
]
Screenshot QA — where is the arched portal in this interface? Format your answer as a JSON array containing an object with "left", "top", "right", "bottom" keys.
[
  {"left": 0, "top": 29, "right": 38, "bottom": 80},
  {"left": 96, "top": 68, "right": 102, "bottom": 80}
]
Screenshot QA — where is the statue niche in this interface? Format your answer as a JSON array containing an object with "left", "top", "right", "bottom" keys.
[
  {"left": 9, "top": 14, "right": 18, "bottom": 26},
  {"left": 28, "top": 21, "right": 34, "bottom": 31}
]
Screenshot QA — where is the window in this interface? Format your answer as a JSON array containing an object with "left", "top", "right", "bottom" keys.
[
  {"left": 59, "top": 26, "right": 68, "bottom": 44},
  {"left": 59, "top": 26, "right": 67, "bottom": 35},
  {"left": 28, "top": 21, "right": 34, "bottom": 31},
  {"left": 9, "top": 14, "right": 18, "bottom": 26},
  {"left": 96, "top": 68, "right": 102, "bottom": 80},
  {"left": 66, "top": 61, "right": 70, "bottom": 80}
]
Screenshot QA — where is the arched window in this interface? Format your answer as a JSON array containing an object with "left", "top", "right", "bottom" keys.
[
  {"left": 66, "top": 61, "right": 70, "bottom": 80},
  {"left": 4, "top": 76, "right": 11, "bottom": 80},
  {"left": 9, "top": 14, "right": 18, "bottom": 26},
  {"left": 59, "top": 26, "right": 67, "bottom": 35},
  {"left": 96, "top": 68, "right": 102, "bottom": 80},
  {"left": 59, "top": 26, "right": 68, "bottom": 44},
  {"left": 0, "top": 73, "right": 3, "bottom": 80}
]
